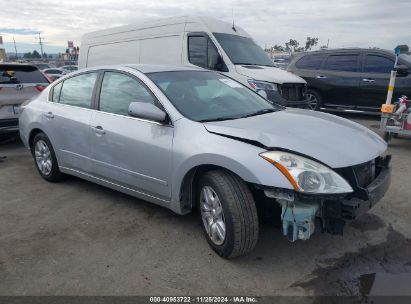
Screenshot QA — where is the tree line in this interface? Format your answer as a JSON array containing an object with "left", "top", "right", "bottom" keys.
[{"left": 266, "top": 37, "right": 323, "bottom": 53}]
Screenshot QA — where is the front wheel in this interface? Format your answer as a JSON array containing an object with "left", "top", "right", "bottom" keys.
[
  {"left": 198, "top": 170, "right": 259, "bottom": 258},
  {"left": 305, "top": 89, "right": 322, "bottom": 111}
]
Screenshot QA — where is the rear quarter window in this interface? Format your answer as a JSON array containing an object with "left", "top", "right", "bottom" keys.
[{"left": 295, "top": 54, "right": 326, "bottom": 70}]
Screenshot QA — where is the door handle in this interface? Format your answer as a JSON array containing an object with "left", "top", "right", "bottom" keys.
[
  {"left": 316, "top": 75, "right": 327, "bottom": 79},
  {"left": 362, "top": 78, "right": 375, "bottom": 83},
  {"left": 44, "top": 112, "right": 54, "bottom": 119},
  {"left": 91, "top": 125, "right": 105, "bottom": 135}
]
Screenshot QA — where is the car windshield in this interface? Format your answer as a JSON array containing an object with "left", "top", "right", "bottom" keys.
[
  {"left": 0, "top": 65, "right": 49, "bottom": 84},
  {"left": 147, "top": 71, "right": 280, "bottom": 122},
  {"left": 213, "top": 33, "right": 274, "bottom": 67}
]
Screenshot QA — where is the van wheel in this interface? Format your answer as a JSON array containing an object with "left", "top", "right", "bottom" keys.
[
  {"left": 31, "top": 132, "right": 66, "bottom": 182},
  {"left": 198, "top": 170, "right": 259, "bottom": 258},
  {"left": 305, "top": 89, "right": 322, "bottom": 111}
]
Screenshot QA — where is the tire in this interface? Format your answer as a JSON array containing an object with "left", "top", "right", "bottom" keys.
[
  {"left": 383, "top": 132, "right": 392, "bottom": 143},
  {"left": 198, "top": 170, "right": 259, "bottom": 258},
  {"left": 31, "top": 132, "right": 66, "bottom": 182},
  {"left": 305, "top": 89, "right": 322, "bottom": 111}
]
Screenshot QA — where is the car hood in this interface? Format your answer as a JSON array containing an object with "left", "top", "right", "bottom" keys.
[
  {"left": 235, "top": 65, "right": 306, "bottom": 84},
  {"left": 203, "top": 109, "right": 387, "bottom": 168}
]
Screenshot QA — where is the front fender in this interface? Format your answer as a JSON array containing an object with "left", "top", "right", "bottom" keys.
[{"left": 170, "top": 120, "right": 295, "bottom": 213}]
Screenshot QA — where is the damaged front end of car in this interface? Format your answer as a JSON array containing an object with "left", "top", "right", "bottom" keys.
[{"left": 257, "top": 154, "right": 392, "bottom": 242}]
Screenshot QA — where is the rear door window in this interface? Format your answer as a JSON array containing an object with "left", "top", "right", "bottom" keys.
[
  {"left": 0, "top": 65, "right": 49, "bottom": 84},
  {"left": 323, "top": 54, "right": 359, "bottom": 72},
  {"left": 295, "top": 54, "right": 326, "bottom": 70},
  {"left": 364, "top": 55, "right": 394, "bottom": 73},
  {"left": 59, "top": 72, "right": 98, "bottom": 109}
]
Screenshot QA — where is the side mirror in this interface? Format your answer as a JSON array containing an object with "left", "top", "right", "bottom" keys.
[
  {"left": 396, "top": 64, "right": 409, "bottom": 76},
  {"left": 128, "top": 102, "right": 167, "bottom": 122}
]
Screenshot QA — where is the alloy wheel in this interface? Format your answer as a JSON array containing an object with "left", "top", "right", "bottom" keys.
[
  {"left": 305, "top": 93, "right": 318, "bottom": 110},
  {"left": 34, "top": 140, "right": 52, "bottom": 176},
  {"left": 200, "top": 185, "right": 226, "bottom": 246}
]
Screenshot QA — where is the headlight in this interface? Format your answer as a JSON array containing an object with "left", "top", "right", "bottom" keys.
[
  {"left": 247, "top": 79, "right": 277, "bottom": 91},
  {"left": 260, "top": 151, "right": 353, "bottom": 194}
]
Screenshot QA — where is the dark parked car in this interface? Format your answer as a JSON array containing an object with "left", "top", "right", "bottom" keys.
[{"left": 287, "top": 48, "right": 411, "bottom": 111}]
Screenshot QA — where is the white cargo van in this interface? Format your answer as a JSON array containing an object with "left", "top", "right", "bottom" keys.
[{"left": 79, "top": 16, "right": 308, "bottom": 107}]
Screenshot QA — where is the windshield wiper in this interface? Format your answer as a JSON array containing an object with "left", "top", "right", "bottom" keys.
[
  {"left": 199, "top": 116, "right": 239, "bottom": 123},
  {"left": 237, "top": 108, "right": 277, "bottom": 119},
  {"left": 235, "top": 63, "right": 274, "bottom": 67}
]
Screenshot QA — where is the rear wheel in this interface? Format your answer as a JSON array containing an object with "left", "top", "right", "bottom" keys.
[
  {"left": 198, "top": 170, "right": 259, "bottom": 258},
  {"left": 305, "top": 89, "right": 322, "bottom": 111},
  {"left": 31, "top": 132, "right": 66, "bottom": 182}
]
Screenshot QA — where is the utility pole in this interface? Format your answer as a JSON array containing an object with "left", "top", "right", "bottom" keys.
[
  {"left": 326, "top": 39, "right": 330, "bottom": 48},
  {"left": 13, "top": 37, "right": 18, "bottom": 59},
  {"left": 35, "top": 32, "right": 45, "bottom": 58}
]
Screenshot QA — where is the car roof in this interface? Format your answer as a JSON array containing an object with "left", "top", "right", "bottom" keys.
[
  {"left": 302, "top": 48, "right": 394, "bottom": 56},
  {"left": 80, "top": 64, "right": 205, "bottom": 74}
]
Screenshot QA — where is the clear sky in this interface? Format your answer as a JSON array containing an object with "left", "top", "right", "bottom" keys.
[{"left": 0, "top": 0, "right": 410, "bottom": 54}]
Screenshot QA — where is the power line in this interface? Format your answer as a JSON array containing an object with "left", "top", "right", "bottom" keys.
[
  {"left": 13, "top": 37, "right": 18, "bottom": 58},
  {"left": 35, "top": 33, "right": 45, "bottom": 58}
]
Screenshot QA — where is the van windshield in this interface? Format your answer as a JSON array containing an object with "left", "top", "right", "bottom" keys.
[
  {"left": 147, "top": 70, "right": 280, "bottom": 122},
  {"left": 213, "top": 33, "right": 274, "bottom": 67}
]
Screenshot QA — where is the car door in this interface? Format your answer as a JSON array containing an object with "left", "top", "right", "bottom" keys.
[
  {"left": 89, "top": 70, "right": 174, "bottom": 201},
  {"left": 315, "top": 53, "right": 361, "bottom": 106},
  {"left": 359, "top": 53, "right": 395, "bottom": 109},
  {"left": 42, "top": 72, "right": 99, "bottom": 173},
  {"left": 288, "top": 53, "right": 327, "bottom": 89}
]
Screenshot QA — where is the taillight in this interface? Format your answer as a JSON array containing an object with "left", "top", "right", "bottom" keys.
[{"left": 35, "top": 85, "right": 46, "bottom": 92}]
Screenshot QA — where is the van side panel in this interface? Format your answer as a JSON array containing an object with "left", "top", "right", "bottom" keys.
[
  {"left": 86, "top": 41, "right": 140, "bottom": 67},
  {"left": 140, "top": 35, "right": 183, "bottom": 65}
]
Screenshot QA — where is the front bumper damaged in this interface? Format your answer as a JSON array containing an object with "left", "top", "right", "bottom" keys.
[{"left": 261, "top": 155, "right": 392, "bottom": 242}]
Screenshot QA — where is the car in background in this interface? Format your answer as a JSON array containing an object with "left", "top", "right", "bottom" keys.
[
  {"left": 42, "top": 68, "right": 67, "bottom": 81},
  {"left": 287, "top": 48, "right": 411, "bottom": 111},
  {"left": 32, "top": 62, "right": 56, "bottom": 70},
  {"left": 272, "top": 55, "right": 290, "bottom": 70},
  {"left": 19, "top": 64, "right": 391, "bottom": 258},
  {"left": 0, "top": 64, "right": 50, "bottom": 139},
  {"left": 61, "top": 65, "right": 78, "bottom": 73}
]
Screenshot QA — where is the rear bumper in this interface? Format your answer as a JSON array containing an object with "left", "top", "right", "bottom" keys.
[{"left": 0, "top": 118, "right": 19, "bottom": 135}]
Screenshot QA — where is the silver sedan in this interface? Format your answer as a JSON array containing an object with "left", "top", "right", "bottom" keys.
[{"left": 19, "top": 64, "right": 391, "bottom": 258}]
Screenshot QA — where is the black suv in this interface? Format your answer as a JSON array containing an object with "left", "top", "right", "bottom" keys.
[{"left": 287, "top": 48, "right": 411, "bottom": 111}]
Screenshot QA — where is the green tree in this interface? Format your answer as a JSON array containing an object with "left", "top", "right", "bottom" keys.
[
  {"left": 286, "top": 39, "right": 299, "bottom": 52},
  {"left": 32, "top": 50, "right": 41, "bottom": 58},
  {"left": 305, "top": 37, "right": 319, "bottom": 51}
]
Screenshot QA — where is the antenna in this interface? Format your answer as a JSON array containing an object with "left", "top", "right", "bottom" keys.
[
  {"left": 232, "top": 9, "right": 236, "bottom": 32},
  {"left": 35, "top": 32, "right": 45, "bottom": 58},
  {"left": 13, "top": 37, "right": 18, "bottom": 59}
]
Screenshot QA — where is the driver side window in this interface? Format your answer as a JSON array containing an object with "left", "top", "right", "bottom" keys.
[
  {"left": 188, "top": 35, "right": 221, "bottom": 70},
  {"left": 99, "top": 72, "right": 155, "bottom": 116}
]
